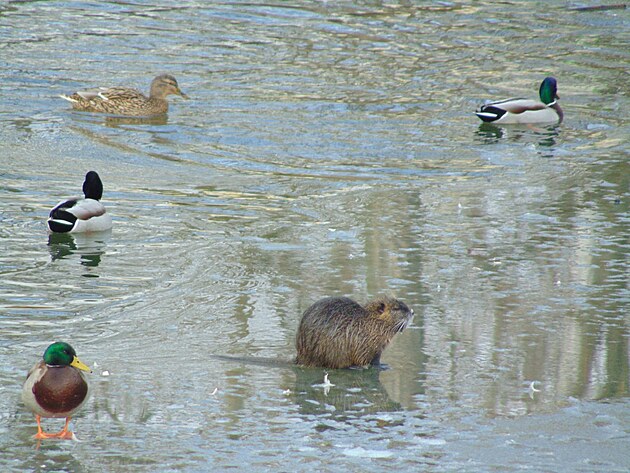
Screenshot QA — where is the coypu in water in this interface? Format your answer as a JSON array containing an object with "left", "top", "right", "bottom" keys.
[{"left": 295, "top": 296, "right": 414, "bottom": 369}]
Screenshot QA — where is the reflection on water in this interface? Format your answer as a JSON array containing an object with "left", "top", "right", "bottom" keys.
[
  {"left": 0, "top": 0, "right": 628, "bottom": 472},
  {"left": 475, "top": 122, "right": 561, "bottom": 147},
  {"left": 291, "top": 368, "right": 402, "bottom": 417},
  {"left": 47, "top": 231, "right": 110, "bottom": 272},
  {"left": 71, "top": 113, "right": 170, "bottom": 128},
  {"left": 475, "top": 123, "right": 506, "bottom": 143}
]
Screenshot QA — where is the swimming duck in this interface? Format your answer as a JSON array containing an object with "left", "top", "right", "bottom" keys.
[
  {"left": 47, "top": 171, "right": 112, "bottom": 233},
  {"left": 475, "top": 77, "right": 563, "bottom": 124},
  {"left": 22, "top": 342, "right": 91, "bottom": 440},
  {"left": 60, "top": 74, "right": 187, "bottom": 116}
]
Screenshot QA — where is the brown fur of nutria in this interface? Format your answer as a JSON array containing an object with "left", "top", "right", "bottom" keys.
[{"left": 295, "top": 296, "right": 414, "bottom": 369}]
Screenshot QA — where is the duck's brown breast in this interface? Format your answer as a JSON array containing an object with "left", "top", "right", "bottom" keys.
[{"left": 33, "top": 366, "right": 88, "bottom": 414}]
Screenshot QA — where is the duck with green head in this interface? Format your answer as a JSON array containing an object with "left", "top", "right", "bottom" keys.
[
  {"left": 22, "top": 342, "right": 91, "bottom": 440},
  {"left": 475, "top": 77, "right": 563, "bottom": 124},
  {"left": 60, "top": 74, "right": 187, "bottom": 116}
]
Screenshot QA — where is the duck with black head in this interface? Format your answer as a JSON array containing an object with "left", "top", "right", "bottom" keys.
[{"left": 47, "top": 171, "right": 112, "bottom": 233}]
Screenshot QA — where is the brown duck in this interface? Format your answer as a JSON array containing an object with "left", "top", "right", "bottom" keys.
[{"left": 60, "top": 74, "right": 187, "bottom": 116}]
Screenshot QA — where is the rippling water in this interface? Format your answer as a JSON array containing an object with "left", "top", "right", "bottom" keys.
[{"left": 1, "top": 1, "right": 628, "bottom": 472}]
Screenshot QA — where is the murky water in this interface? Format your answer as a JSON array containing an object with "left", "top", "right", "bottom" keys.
[{"left": 1, "top": 1, "right": 628, "bottom": 471}]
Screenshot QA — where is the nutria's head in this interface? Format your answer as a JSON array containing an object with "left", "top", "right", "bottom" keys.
[{"left": 364, "top": 296, "right": 414, "bottom": 333}]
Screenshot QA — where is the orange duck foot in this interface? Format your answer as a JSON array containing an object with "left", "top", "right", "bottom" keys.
[
  {"left": 33, "top": 416, "right": 76, "bottom": 440},
  {"left": 33, "top": 430, "right": 76, "bottom": 440}
]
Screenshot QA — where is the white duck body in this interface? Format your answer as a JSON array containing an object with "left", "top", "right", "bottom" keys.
[
  {"left": 48, "top": 198, "right": 112, "bottom": 233},
  {"left": 47, "top": 171, "right": 112, "bottom": 233},
  {"left": 475, "top": 97, "right": 561, "bottom": 124},
  {"left": 475, "top": 77, "right": 563, "bottom": 125}
]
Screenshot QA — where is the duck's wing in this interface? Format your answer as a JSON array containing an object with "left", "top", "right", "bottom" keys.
[
  {"left": 72, "top": 87, "right": 108, "bottom": 100},
  {"left": 475, "top": 98, "right": 547, "bottom": 122},
  {"left": 65, "top": 198, "right": 106, "bottom": 220},
  {"left": 25, "top": 360, "right": 46, "bottom": 381},
  {"left": 48, "top": 198, "right": 106, "bottom": 232},
  {"left": 493, "top": 98, "right": 547, "bottom": 114},
  {"left": 481, "top": 98, "right": 545, "bottom": 114},
  {"left": 61, "top": 86, "right": 146, "bottom": 104},
  {"left": 81, "top": 86, "right": 145, "bottom": 102},
  {"left": 48, "top": 198, "right": 80, "bottom": 232},
  {"left": 49, "top": 197, "right": 79, "bottom": 217}
]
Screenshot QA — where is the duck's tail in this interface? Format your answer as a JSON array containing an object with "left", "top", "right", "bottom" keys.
[{"left": 59, "top": 94, "right": 78, "bottom": 103}]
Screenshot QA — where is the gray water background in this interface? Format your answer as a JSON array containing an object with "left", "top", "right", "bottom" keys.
[{"left": 0, "top": 1, "right": 628, "bottom": 472}]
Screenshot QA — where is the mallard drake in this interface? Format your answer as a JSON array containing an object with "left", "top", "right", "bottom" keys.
[
  {"left": 60, "top": 74, "right": 187, "bottom": 116},
  {"left": 47, "top": 171, "right": 113, "bottom": 233},
  {"left": 22, "top": 342, "right": 91, "bottom": 440},
  {"left": 475, "top": 77, "right": 563, "bottom": 124}
]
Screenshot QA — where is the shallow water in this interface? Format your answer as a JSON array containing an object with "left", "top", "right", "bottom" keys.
[{"left": 0, "top": 1, "right": 628, "bottom": 472}]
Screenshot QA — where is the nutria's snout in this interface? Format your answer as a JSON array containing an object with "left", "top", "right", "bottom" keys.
[{"left": 395, "top": 305, "right": 414, "bottom": 332}]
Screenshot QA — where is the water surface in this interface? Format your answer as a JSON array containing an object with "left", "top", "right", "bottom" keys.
[{"left": 0, "top": 1, "right": 628, "bottom": 472}]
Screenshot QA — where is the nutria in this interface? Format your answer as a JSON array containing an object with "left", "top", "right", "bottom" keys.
[{"left": 295, "top": 296, "right": 414, "bottom": 369}]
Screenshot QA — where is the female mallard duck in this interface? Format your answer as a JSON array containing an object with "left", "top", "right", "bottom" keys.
[
  {"left": 475, "top": 77, "right": 563, "bottom": 124},
  {"left": 22, "top": 342, "right": 91, "bottom": 440},
  {"left": 60, "top": 74, "right": 187, "bottom": 116},
  {"left": 48, "top": 171, "right": 112, "bottom": 233}
]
